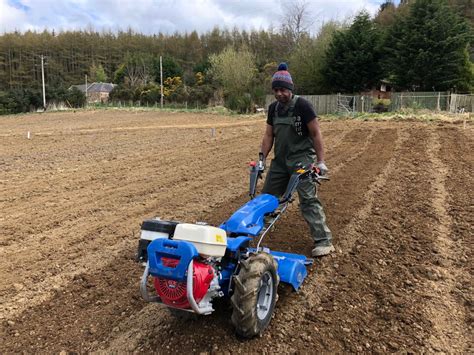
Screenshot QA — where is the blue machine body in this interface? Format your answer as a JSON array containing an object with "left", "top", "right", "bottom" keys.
[
  {"left": 219, "top": 194, "right": 279, "bottom": 236},
  {"left": 268, "top": 250, "right": 311, "bottom": 290},
  {"left": 226, "top": 236, "right": 252, "bottom": 252},
  {"left": 147, "top": 238, "right": 198, "bottom": 281},
  {"left": 147, "top": 192, "right": 311, "bottom": 291}
]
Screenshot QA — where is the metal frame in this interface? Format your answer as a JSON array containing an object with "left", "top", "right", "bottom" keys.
[{"left": 140, "top": 260, "right": 215, "bottom": 315}]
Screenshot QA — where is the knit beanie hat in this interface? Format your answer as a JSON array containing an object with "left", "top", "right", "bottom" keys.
[{"left": 272, "top": 62, "right": 294, "bottom": 91}]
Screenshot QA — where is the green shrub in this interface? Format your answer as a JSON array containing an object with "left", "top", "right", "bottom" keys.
[
  {"left": 109, "top": 85, "right": 134, "bottom": 101},
  {"left": 225, "top": 93, "right": 252, "bottom": 113},
  {"left": 66, "top": 87, "right": 86, "bottom": 107},
  {"left": 139, "top": 84, "right": 161, "bottom": 104},
  {"left": 0, "top": 89, "right": 43, "bottom": 114},
  {"left": 372, "top": 98, "right": 391, "bottom": 113}
]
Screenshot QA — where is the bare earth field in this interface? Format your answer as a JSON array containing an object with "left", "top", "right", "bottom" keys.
[{"left": 1, "top": 110, "right": 472, "bottom": 353}]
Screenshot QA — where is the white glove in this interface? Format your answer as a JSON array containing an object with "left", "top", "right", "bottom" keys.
[{"left": 316, "top": 161, "right": 329, "bottom": 176}]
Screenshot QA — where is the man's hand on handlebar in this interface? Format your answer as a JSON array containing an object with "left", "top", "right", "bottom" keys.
[
  {"left": 313, "top": 161, "right": 329, "bottom": 176},
  {"left": 257, "top": 152, "right": 265, "bottom": 174}
]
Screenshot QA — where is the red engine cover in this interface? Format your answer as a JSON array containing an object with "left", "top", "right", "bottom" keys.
[{"left": 154, "top": 258, "right": 214, "bottom": 309}]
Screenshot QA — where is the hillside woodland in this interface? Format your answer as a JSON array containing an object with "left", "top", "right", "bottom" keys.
[{"left": 0, "top": 0, "right": 472, "bottom": 114}]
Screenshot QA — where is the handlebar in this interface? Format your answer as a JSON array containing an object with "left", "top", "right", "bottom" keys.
[
  {"left": 279, "top": 164, "right": 329, "bottom": 203},
  {"left": 249, "top": 158, "right": 329, "bottom": 201},
  {"left": 258, "top": 152, "right": 265, "bottom": 171},
  {"left": 249, "top": 153, "right": 266, "bottom": 198}
]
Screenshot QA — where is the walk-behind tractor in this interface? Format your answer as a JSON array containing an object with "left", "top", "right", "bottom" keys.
[{"left": 137, "top": 156, "right": 328, "bottom": 337}]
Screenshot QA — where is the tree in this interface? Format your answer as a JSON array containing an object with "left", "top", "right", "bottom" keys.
[
  {"left": 374, "top": 1, "right": 398, "bottom": 29},
  {"left": 0, "top": 26, "right": 318, "bottom": 106},
  {"left": 208, "top": 46, "right": 257, "bottom": 111},
  {"left": 113, "top": 63, "right": 127, "bottom": 84},
  {"left": 152, "top": 56, "right": 183, "bottom": 82},
  {"left": 322, "top": 11, "right": 383, "bottom": 93},
  {"left": 89, "top": 63, "right": 108, "bottom": 82},
  {"left": 290, "top": 21, "right": 343, "bottom": 94},
  {"left": 95, "top": 64, "right": 108, "bottom": 82},
  {"left": 119, "top": 52, "right": 153, "bottom": 87},
  {"left": 448, "top": 0, "right": 474, "bottom": 26},
  {"left": 280, "top": 0, "right": 315, "bottom": 51},
  {"left": 384, "top": 0, "right": 473, "bottom": 91}
]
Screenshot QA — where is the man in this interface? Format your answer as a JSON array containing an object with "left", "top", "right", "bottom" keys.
[{"left": 260, "top": 62, "right": 334, "bottom": 257}]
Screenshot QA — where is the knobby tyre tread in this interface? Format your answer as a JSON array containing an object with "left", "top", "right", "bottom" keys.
[{"left": 230, "top": 252, "right": 279, "bottom": 338}]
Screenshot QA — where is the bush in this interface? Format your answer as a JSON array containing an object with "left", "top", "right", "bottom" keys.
[
  {"left": 251, "top": 86, "right": 266, "bottom": 107},
  {"left": 0, "top": 89, "right": 43, "bottom": 114},
  {"left": 109, "top": 85, "right": 134, "bottom": 101},
  {"left": 46, "top": 86, "right": 68, "bottom": 102},
  {"left": 225, "top": 93, "right": 252, "bottom": 113},
  {"left": 0, "top": 86, "right": 84, "bottom": 114},
  {"left": 372, "top": 98, "right": 391, "bottom": 113},
  {"left": 188, "top": 84, "right": 214, "bottom": 106},
  {"left": 0, "top": 91, "right": 17, "bottom": 114},
  {"left": 140, "top": 84, "right": 161, "bottom": 104},
  {"left": 24, "top": 89, "right": 43, "bottom": 108},
  {"left": 66, "top": 87, "right": 86, "bottom": 107}
]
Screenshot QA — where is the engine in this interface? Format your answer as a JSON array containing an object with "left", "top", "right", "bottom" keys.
[
  {"left": 154, "top": 257, "right": 216, "bottom": 309},
  {"left": 142, "top": 222, "right": 228, "bottom": 312}
]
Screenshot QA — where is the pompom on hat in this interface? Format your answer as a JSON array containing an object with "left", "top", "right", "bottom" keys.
[{"left": 272, "top": 62, "right": 294, "bottom": 91}]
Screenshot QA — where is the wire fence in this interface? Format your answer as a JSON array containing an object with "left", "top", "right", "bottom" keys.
[
  {"left": 449, "top": 94, "right": 474, "bottom": 113},
  {"left": 82, "top": 100, "right": 209, "bottom": 111},
  {"left": 265, "top": 92, "right": 474, "bottom": 114},
  {"left": 390, "top": 92, "right": 450, "bottom": 111}
]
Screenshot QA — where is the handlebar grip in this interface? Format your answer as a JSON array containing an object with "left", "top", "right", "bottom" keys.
[{"left": 257, "top": 152, "right": 265, "bottom": 173}]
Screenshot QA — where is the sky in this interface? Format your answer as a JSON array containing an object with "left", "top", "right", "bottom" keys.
[{"left": 1, "top": 0, "right": 400, "bottom": 35}]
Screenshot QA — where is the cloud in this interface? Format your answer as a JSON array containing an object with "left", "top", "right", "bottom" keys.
[
  {"left": 0, "top": 0, "right": 389, "bottom": 34},
  {"left": 7, "top": 0, "right": 30, "bottom": 12},
  {"left": 1, "top": 1, "right": 28, "bottom": 32}
]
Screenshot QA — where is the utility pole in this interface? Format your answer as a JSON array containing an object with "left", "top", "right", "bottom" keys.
[
  {"left": 160, "top": 55, "right": 163, "bottom": 109},
  {"left": 85, "top": 74, "right": 88, "bottom": 107},
  {"left": 41, "top": 55, "right": 46, "bottom": 110}
]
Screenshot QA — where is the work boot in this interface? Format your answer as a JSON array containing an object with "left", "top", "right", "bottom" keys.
[{"left": 312, "top": 244, "right": 335, "bottom": 257}]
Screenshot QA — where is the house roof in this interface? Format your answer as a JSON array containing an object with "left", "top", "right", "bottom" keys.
[{"left": 69, "top": 82, "right": 115, "bottom": 93}]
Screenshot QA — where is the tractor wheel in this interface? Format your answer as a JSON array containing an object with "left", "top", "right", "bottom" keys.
[{"left": 230, "top": 252, "right": 279, "bottom": 338}]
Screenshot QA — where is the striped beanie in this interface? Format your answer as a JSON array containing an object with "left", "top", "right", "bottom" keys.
[{"left": 272, "top": 62, "right": 294, "bottom": 91}]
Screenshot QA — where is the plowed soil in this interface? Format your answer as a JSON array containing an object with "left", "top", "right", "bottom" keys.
[{"left": 1, "top": 110, "right": 472, "bottom": 353}]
